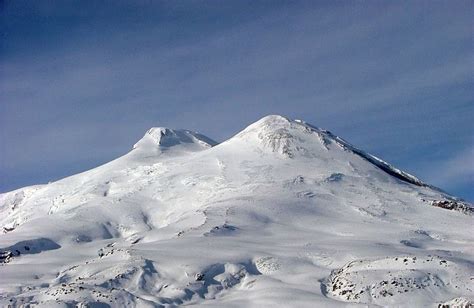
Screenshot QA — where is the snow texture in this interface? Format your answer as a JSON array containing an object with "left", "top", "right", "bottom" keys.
[{"left": 1, "top": 115, "right": 472, "bottom": 307}]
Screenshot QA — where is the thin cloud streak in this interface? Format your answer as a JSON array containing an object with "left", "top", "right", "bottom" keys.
[{"left": 1, "top": 1, "right": 472, "bottom": 200}]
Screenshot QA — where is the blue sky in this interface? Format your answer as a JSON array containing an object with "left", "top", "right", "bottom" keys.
[{"left": 1, "top": 1, "right": 473, "bottom": 201}]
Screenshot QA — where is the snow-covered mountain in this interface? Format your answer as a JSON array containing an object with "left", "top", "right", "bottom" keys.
[{"left": 1, "top": 115, "right": 472, "bottom": 307}]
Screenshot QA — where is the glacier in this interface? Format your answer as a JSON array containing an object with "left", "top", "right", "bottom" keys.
[{"left": 0, "top": 115, "right": 472, "bottom": 307}]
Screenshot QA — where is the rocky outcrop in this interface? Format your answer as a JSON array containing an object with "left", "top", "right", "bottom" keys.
[
  {"left": 0, "top": 250, "right": 13, "bottom": 264},
  {"left": 430, "top": 200, "right": 474, "bottom": 215}
]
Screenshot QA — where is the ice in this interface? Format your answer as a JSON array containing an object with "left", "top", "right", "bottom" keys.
[{"left": 0, "top": 115, "right": 472, "bottom": 307}]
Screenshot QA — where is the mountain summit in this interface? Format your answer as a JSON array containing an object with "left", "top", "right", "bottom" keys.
[
  {"left": 230, "top": 115, "right": 428, "bottom": 187},
  {"left": 0, "top": 115, "right": 472, "bottom": 307},
  {"left": 132, "top": 128, "right": 217, "bottom": 153}
]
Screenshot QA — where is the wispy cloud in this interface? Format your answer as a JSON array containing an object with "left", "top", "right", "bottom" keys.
[
  {"left": 422, "top": 147, "right": 474, "bottom": 187},
  {"left": 1, "top": 1, "right": 472, "bottom": 199}
]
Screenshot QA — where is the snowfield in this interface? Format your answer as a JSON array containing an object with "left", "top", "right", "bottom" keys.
[{"left": 0, "top": 115, "right": 472, "bottom": 307}]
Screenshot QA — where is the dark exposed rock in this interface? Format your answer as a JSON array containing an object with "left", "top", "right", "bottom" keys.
[
  {"left": 0, "top": 250, "right": 13, "bottom": 264},
  {"left": 195, "top": 273, "right": 204, "bottom": 281},
  {"left": 430, "top": 200, "right": 474, "bottom": 215},
  {"left": 3, "top": 226, "right": 15, "bottom": 233}
]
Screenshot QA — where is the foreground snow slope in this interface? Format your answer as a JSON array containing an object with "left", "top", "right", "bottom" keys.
[{"left": 0, "top": 115, "right": 472, "bottom": 307}]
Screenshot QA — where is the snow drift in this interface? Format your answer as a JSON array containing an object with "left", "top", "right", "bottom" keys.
[{"left": 0, "top": 115, "right": 472, "bottom": 307}]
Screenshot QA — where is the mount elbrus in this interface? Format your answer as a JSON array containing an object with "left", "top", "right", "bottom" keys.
[{"left": 1, "top": 115, "right": 472, "bottom": 307}]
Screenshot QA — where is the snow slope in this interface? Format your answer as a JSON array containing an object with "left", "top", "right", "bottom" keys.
[{"left": 0, "top": 115, "right": 472, "bottom": 307}]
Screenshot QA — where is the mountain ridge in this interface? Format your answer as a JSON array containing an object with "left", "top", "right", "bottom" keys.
[{"left": 0, "top": 115, "right": 472, "bottom": 307}]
